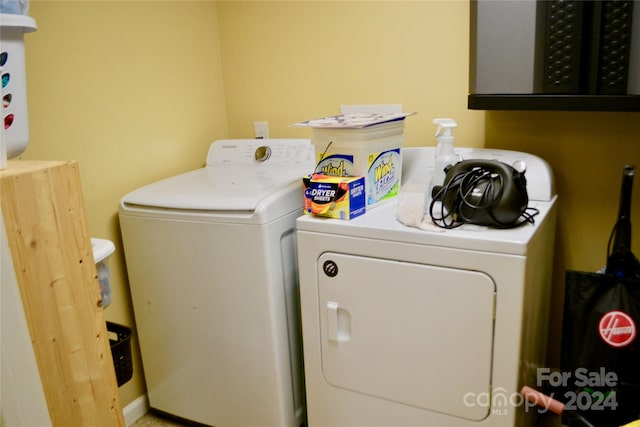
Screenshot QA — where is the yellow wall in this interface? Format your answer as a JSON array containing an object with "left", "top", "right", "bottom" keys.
[
  {"left": 21, "top": 0, "right": 640, "bottom": 410},
  {"left": 486, "top": 111, "right": 640, "bottom": 360},
  {"left": 217, "top": 0, "right": 484, "bottom": 146},
  {"left": 23, "top": 0, "right": 228, "bottom": 405}
]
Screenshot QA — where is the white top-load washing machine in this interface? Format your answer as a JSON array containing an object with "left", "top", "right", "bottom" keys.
[
  {"left": 119, "top": 139, "right": 315, "bottom": 427},
  {"left": 296, "top": 147, "right": 558, "bottom": 427}
]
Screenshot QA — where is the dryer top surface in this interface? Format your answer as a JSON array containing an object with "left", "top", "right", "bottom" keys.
[
  {"left": 297, "top": 146, "right": 558, "bottom": 255},
  {"left": 297, "top": 194, "right": 557, "bottom": 256}
]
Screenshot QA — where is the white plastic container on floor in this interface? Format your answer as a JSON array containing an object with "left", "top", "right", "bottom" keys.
[
  {"left": 91, "top": 238, "right": 115, "bottom": 308},
  {"left": 1, "top": 13, "right": 37, "bottom": 169}
]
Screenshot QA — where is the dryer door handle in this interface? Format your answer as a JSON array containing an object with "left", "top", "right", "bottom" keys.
[{"left": 326, "top": 301, "right": 351, "bottom": 343}]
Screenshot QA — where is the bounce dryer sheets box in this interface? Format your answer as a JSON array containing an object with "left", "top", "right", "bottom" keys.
[{"left": 304, "top": 174, "right": 366, "bottom": 220}]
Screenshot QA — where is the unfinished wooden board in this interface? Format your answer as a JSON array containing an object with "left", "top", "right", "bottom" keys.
[{"left": 1, "top": 160, "right": 124, "bottom": 426}]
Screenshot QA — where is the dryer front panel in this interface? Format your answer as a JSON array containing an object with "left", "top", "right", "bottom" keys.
[{"left": 317, "top": 252, "right": 496, "bottom": 421}]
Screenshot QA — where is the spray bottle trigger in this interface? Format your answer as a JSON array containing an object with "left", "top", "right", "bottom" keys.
[{"left": 432, "top": 118, "right": 458, "bottom": 137}]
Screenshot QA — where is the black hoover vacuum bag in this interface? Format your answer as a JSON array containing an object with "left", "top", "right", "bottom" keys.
[
  {"left": 561, "top": 271, "right": 640, "bottom": 426},
  {"left": 561, "top": 166, "right": 640, "bottom": 426}
]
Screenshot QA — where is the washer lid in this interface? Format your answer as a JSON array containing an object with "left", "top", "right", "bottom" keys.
[
  {"left": 121, "top": 139, "right": 315, "bottom": 211},
  {"left": 122, "top": 168, "right": 301, "bottom": 211}
]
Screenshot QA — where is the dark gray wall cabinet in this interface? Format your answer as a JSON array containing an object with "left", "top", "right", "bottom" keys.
[{"left": 469, "top": 0, "right": 640, "bottom": 111}]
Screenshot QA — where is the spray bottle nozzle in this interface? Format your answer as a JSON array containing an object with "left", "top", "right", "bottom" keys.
[{"left": 433, "top": 118, "right": 458, "bottom": 137}]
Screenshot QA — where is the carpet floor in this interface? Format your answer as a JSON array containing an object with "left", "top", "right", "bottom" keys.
[{"left": 130, "top": 413, "right": 188, "bottom": 427}]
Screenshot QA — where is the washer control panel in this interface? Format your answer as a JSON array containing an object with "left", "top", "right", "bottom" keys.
[{"left": 207, "top": 139, "right": 315, "bottom": 168}]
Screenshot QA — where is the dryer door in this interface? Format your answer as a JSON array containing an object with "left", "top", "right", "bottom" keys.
[{"left": 318, "top": 252, "right": 496, "bottom": 421}]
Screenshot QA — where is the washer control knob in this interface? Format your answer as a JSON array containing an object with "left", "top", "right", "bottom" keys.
[{"left": 255, "top": 146, "right": 271, "bottom": 162}]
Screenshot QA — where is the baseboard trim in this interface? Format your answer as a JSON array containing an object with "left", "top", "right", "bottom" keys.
[{"left": 123, "top": 394, "right": 149, "bottom": 426}]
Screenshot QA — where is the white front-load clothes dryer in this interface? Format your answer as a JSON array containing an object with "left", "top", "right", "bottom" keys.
[
  {"left": 296, "top": 147, "right": 558, "bottom": 427},
  {"left": 119, "top": 139, "right": 315, "bottom": 427}
]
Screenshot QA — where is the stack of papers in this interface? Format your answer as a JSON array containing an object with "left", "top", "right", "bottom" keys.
[{"left": 293, "top": 112, "right": 415, "bottom": 129}]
